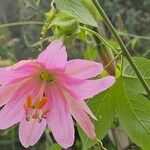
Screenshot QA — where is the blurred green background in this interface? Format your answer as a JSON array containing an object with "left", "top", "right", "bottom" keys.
[{"left": 0, "top": 0, "right": 149, "bottom": 149}]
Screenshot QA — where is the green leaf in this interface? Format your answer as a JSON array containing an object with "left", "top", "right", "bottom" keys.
[
  {"left": 108, "top": 40, "right": 120, "bottom": 49},
  {"left": 76, "top": 29, "right": 87, "bottom": 42},
  {"left": 50, "top": 12, "right": 78, "bottom": 29},
  {"left": 123, "top": 57, "right": 150, "bottom": 94},
  {"left": 78, "top": 77, "right": 150, "bottom": 150},
  {"left": 115, "top": 78, "right": 150, "bottom": 150},
  {"left": 80, "top": 0, "right": 102, "bottom": 20},
  {"left": 49, "top": 143, "right": 62, "bottom": 150},
  {"left": 78, "top": 87, "right": 116, "bottom": 150},
  {"left": 84, "top": 47, "right": 99, "bottom": 61},
  {"left": 88, "top": 88, "right": 116, "bottom": 140},
  {"left": 54, "top": 0, "right": 98, "bottom": 27},
  {"left": 49, "top": 11, "right": 79, "bottom": 41},
  {"left": 77, "top": 125, "right": 98, "bottom": 150}
]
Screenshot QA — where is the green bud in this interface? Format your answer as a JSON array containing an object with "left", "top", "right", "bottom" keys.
[
  {"left": 46, "top": 7, "right": 58, "bottom": 21},
  {"left": 99, "top": 44, "right": 116, "bottom": 76}
]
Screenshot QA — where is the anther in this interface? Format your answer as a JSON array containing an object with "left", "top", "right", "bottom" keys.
[
  {"left": 26, "top": 95, "right": 32, "bottom": 108},
  {"left": 38, "top": 98, "right": 48, "bottom": 109},
  {"left": 24, "top": 95, "right": 49, "bottom": 123}
]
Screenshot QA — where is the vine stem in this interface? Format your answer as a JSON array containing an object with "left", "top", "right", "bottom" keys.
[
  {"left": 96, "top": 139, "right": 108, "bottom": 150},
  {"left": 92, "top": 0, "right": 150, "bottom": 96},
  {"left": 118, "top": 32, "right": 150, "bottom": 40},
  {"left": 80, "top": 26, "right": 119, "bottom": 55},
  {"left": 0, "top": 21, "right": 44, "bottom": 28}
]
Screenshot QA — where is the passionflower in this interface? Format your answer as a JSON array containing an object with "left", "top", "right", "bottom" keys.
[{"left": 0, "top": 40, "right": 115, "bottom": 148}]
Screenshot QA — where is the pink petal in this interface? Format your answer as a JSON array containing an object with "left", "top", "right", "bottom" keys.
[
  {"left": 0, "top": 96, "right": 25, "bottom": 129},
  {"left": 66, "top": 59, "right": 103, "bottom": 79},
  {"left": 12, "top": 60, "right": 36, "bottom": 68},
  {"left": 12, "top": 60, "right": 40, "bottom": 74},
  {"left": 65, "top": 93, "right": 96, "bottom": 139},
  {"left": 37, "top": 40, "right": 67, "bottom": 71},
  {"left": 19, "top": 118, "right": 46, "bottom": 148},
  {"left": 78, "top": 100, "right": 97, "bottom": 120},
  {"left": 0, "top": 77, "right": 41, "bottom": 129},
  {"left": 0, "top": 60, "right": 40, "bottom": 85},
  {"left": 13, "top": 77, "right": 41, "bottom": 100},
  {"left": 0, "top": 78, "right": 31, "bottom": 106},
  {"left": 46, "top": 86, "right": 74, "bottom": 149},
  {"left": 58, "top": 75, "right": 115, "bottom": 100},
  {"left": 76, "top": 76, "right": 116, "bottom": 99}
]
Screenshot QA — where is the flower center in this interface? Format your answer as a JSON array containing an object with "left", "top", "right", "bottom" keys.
[
  {"left": 40, "top": 71, "right": 53, "bottom": 82},
  {"left": 24, "top": 95, "right": 50, "bottom": 123}
]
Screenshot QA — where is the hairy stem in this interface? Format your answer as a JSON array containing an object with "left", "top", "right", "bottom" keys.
[
  {"left": 92, "top": 0, "right": 150, "bottom": 96},
  {"left": 0, "top": 21, "right": 44, "bottom": 28},
  {"left": 118, "top": 32, "right": 150, "bottom": 40}
]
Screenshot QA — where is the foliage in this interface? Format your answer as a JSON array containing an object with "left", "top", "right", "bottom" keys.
[{"left": 0, "top": 0, "right": 150, "bottom": 149}]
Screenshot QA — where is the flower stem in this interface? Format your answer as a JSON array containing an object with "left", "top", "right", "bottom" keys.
[
  {"left": 104, "top": 54, "right": 120, "bottom": 71},
  {"left": 118, "top": 32, "right": 150, "bottom": 40},
  {"left": 0, "top": 21, "right": 44, "bottom": 28},
  {"left": 92, "top": 0, "right": 150, "bottom": 96}
]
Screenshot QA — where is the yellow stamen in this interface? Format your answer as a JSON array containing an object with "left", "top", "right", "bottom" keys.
[
  {"left": 24, "top": 92, "right": 49, "bottom": 123},
  {"left": 26, "top": 95, "right": 32, "bottom": 108},
  {"left": 42, "top": 109, "right": 50, "bottom": 118},
  {"left": 24, "top": 104, "right": 28, "bottom": 115},
  {"left": 32, "top": 109, "right": 39, "bottom": 119},
  {"left": 38, "top": 98, "right": 47, "bottom": 109}
]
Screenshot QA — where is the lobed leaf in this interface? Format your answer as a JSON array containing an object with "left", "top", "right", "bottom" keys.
[
  {"left": 79, "top": 77, "right": 150, "bottom": 150},
  {"left": 54, "top": 0, "right": 98, "bottom": 27}
]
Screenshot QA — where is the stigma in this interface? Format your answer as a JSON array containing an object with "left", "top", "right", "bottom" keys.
[
  {"left": 24, "top": 95, "right": 50, "bottom": 123},
  {"left": 39, "top": 71, "right": 54, "bottom": 82}
]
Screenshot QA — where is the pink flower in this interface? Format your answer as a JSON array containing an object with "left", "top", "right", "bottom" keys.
[{"left": 0, "top": 40, "right": 115, "bottom": 148}]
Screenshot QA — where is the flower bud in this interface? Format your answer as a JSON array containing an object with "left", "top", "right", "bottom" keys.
[
  {"left": 46, "top": 6, "right": 58, "bottom": 21},
  {"left": 99, "top": 44, "right": 116, "bottom": 76}
]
